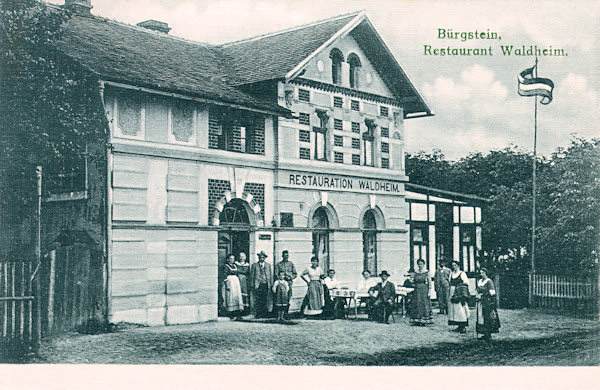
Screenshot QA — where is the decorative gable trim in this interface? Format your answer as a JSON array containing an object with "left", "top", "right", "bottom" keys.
[
  {"left": 289, "top": 78, "right": 418, "bottom": 108},
  {"left": 285, "top": 12, "right": 366, "bottom": 82}
]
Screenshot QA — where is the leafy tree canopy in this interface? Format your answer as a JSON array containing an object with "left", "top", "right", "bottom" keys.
[{"left": 406, "top": 138, "right": 599, "bottom": 275}]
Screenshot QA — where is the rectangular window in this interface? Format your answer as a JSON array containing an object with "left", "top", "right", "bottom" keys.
[
  {"left": 352, "top": 154, "right": 360, "bottom": 165},
  {"left": 333, "top": 96, "right": 343, "bottom": 108},
  {"left": 209, "top": 108, "right": 263, "bottom": 154},
  {"left": 298, "top": 112, "right": 310, "bottom": 126},
  {"left": 381, "top": 157, "right": 390, "bottom": 169},
  {"left": 280, "top": 212, "right": 294, "bottom": 227},
  {"left": 240, "top": 126, "right": 247, "bottom": 152},
  {"left": 334, "top": 118, "right": 343, "bottom": 131},
  {"left": 381, "top": 142, "right": 389, "bottom": 154},
  {"left": 334, "top": 152, "right": 344, "bottom": 163},
  {"left": 314, "top": 130, "right": 326, "bottom": 160},
  {"left": 299, "top": 130, "right": 311, "bottom": 143},
  {"left": 351, "top": 100, "right": 360, "bottom": 111},
  {"left": 334, "top": 135, "right": 343, "bottom": 147},
  {"left": 45, "top": 149, "right": 88, "bottom": 199},
  {"left": 380, "top": 106, "right": 389, "bottom": 117},
  {"left": 351, "top": 122, "right": 360, "bottom": 133},
  {"left": 364, "top": 120, "right": 375, "bottom": 167},
  {"left": 298, "top": 89, "right": 310, "bottom": 102},
  {"left": 299, "top": 147, "right": 311, "bottom": 160},
  {"left": 364, "top": 140, "right": 373, "bottom": 166},
  {"left": 351, "top": 138, "right": 360, "bottom": 149},
  {"left": 380, "top": 127, "right": 389, "bottom": 138}
]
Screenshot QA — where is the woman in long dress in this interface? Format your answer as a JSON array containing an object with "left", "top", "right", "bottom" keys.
[
  {"left": 410, "top": 259, "right": 433, "bottom": 325},
  {"left": 300, "top": 257, "right": 325, "bottom": 316},
  {"left": 235, "top": 253, "right": 250, "bottom": 313},
  {"left": 448, "top": 261, "right": 470, "bottom": 333},
  {"left": 476, "top": 268, "right": 500, "bottom": 342},
  {"left": 222, "top": 254, "right": 244, "bottom": 319}
]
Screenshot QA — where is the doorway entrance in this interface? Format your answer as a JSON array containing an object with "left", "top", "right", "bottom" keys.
[{"left": 217, "top": 199, "right": 251, "bottom": 317}]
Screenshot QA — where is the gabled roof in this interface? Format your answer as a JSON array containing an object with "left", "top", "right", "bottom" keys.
[
  {"left": 219, "top": 12, "right": 432, "bottom": 117},
  {"left": 56, "top": 9, "right": 430, "bottom": 117},
  {"left": 57, "top": 14, "right": 288, "bottom": 115},
  {"left": 219, "top": 12, "right": 360, "bottom": 86}
]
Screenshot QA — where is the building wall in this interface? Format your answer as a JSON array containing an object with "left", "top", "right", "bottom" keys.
[{"left": 300, "top": 34, "right": 394, "bottom": 97}]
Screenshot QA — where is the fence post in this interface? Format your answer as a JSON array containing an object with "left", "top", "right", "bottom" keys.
[
  {"left": 34, "top": 166, "right": 42, "bottom": 347},
  {"left": 596, "top": 262, "right": 600, "bottom": 320},
  {"left": 47, "top": 249, "right": 56, "bottom": 332},
  {"left": 494, "top": 274, "right": 500, "bottom": 308},
  {"left": 528, "top": 272, "right": 533, "bottom": 307}
]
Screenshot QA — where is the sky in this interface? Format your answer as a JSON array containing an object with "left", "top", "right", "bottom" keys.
[{"left": 47, "top": 0, "right": 600, "bottom": 160}]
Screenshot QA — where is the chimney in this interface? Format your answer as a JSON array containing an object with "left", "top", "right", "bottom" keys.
[
  {"left": 64, "top": 0, "right": 92, "bottom": 15},
  {"left": 136, "top": 20, "right": 171, "bottom": 34}
]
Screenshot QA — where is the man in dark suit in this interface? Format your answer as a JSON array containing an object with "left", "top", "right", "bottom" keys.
[
  {"left": 370, "top": 270, "right": 396, "bottom": 324},
  {"left": 250, "top": 251, "right": 272, "bottom": 318}
]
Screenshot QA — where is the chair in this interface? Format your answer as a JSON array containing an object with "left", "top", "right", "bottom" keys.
[{"left": 383, "top": 295, "right": 398, "bottom": 323}]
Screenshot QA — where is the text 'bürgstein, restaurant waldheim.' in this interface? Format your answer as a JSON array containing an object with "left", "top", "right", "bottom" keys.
[{"left": 31, "top": 0, "right": 485, "bottom": 326}]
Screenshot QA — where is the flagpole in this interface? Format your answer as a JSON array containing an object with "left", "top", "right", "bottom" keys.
[{"left": 531, "top": 57, "right": 538, "bottom": 274}]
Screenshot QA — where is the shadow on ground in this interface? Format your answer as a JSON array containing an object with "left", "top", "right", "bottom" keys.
[{"left": 314, "top": 330, "right": 600, "bottom": 366}]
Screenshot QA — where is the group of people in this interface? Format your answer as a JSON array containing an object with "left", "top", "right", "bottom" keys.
[
  {"left": 406, "top": 259, "right": 501, "bottom": 341},
  {"left": 222, "top": 251, "right": 500, "bottom": 341},
  {"left": 221, "top": 250, "right": 297, "bottom": 321}
]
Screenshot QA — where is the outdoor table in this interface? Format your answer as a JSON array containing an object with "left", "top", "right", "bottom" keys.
[
  {"left": 330, "top": 289, "right": 356, "bottom": 318},
  {"left": 395, "top": 286, "right": 414, "bottom": 317}
]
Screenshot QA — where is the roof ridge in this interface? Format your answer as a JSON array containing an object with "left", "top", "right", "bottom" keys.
[
  {"left": 219, "top": 10, "right": 364, "bottom": 47},
  {"left": 66, "top": 12, "right": 215, "bottom": 49}
]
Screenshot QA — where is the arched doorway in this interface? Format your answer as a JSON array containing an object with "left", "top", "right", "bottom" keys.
[
  {"left": 312, "top": 206, "right": 330, "bottom": 272},
  {"left": 362, "top": 209, "right": 377, "bottom": 275},
  {"left": 217, "top": 198, "right": 251, "bottom": 317}
]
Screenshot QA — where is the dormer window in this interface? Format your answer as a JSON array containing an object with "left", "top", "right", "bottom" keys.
[
  {"left": 348, "top": 53, "right": 361, "bottom": 89},
  {"left": 329, "top": 48, "right": 344, "bottom": 85}
]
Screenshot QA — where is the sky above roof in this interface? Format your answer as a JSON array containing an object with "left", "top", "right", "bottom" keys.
[{"left": 47, "top": 0, "right": 599, "bottom": 160}]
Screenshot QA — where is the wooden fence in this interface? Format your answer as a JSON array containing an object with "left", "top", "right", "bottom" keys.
[
  {"left": 38, "top": 244, "right": 105, "bottom": 335},
  {"left": 529, "top": 272, "right": 599, "bottom": 314},
  {"left": 0, "top": 261, "right": 37, "bottom": 358}
]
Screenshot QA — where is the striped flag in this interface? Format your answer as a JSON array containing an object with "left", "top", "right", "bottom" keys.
[{"left": 518, "top": 65, "right": 554, "bottom": 104}]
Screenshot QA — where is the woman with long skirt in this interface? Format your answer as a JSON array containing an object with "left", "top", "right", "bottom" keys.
[
  {"left": 222, "top": 254, "right": 244, "bottom": 320},
  {"left": 410, "top": 258, "right": 433, "bottom": 325},
  {"left": 448, "top": 261, "right": 470, "bottom": 333},
  {"left": 300, "top": 256, "right": 325, "bottom": 317},
  {"left": 235, "top": 253, "right": 250, "bottom": 314},
  {"left": 476, "top": 268, "right": 500, "bottom": 342}
]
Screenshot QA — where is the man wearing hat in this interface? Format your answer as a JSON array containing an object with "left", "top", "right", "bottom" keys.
[
  {"left": 369, "top": 270, "right": 396, "bottom": 324},
  {"left": 250, "top": 251, "right": 273, "bottom": 318},
  {"left": 273, "top": 250, "right": 297, "bottom": 320}
]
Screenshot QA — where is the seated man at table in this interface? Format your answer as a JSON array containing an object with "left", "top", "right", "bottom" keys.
[
  {"left": 370, "top": 270, "right": 396, "bottom": 324},
  {"left": 356, "top": 270, "right": 378, "bottom": 318},
  {"left": 322, "top": 269, "right": 345, "bottom": 319}
]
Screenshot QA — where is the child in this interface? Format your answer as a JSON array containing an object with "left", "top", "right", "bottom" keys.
[{"left": 272, "top": 271, "right": 290, "bottom": 322}]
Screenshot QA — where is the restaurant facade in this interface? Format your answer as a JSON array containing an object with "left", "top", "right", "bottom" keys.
[{"left": 23, "top": 2, "right": 484, "bottom": 326}]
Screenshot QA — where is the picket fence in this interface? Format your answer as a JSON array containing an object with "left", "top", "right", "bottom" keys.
[
  {"left": 0, "top": 261, "right": 37, "bottom": 358},
  {"left": 529, "top": 272, "right": 599, "bottom": 314}
]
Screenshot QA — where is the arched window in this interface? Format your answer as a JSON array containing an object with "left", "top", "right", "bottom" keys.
[
  {"left": 329, "top": 48, "right": 344, "bottom": 85},
  {"left": 219, "top": 199, "right": 250, "bottom": 226},
  {"left": 362, "top": 209, "right": 377, "bottom": 275},
  {"left": 347, "top": 53, "right": 361, "bottom": 89},
  {"left": 312, "top": 206, "right": 330, "bottom": 271}
]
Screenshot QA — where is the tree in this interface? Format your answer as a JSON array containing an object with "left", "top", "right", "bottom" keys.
[
  {"left": 405, "top": 149, "right": 455, "bottom": 190},
  {"left": 405, "top": 140, "right": 598, "bottom": 275},
  {"left": 536, "top": 138, "right": 600, "bottom": 274},
  {"left": 0, "top": 0, "right": 108, "bottom": 257}
]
